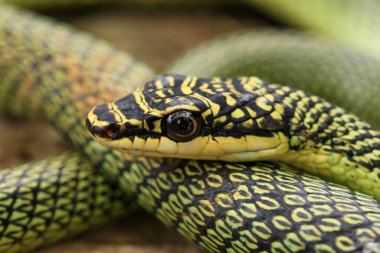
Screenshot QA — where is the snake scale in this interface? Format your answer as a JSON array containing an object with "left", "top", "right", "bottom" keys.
[{"left": 1, "top": 1, "right": 380, "bottom": 253}]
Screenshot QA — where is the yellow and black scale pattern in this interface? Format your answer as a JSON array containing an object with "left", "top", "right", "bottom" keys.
[
  {"left": 123, "top": 157, "right": 380, "bottom": 253},
  {"left": 0, "top": 153, "right": 128, "bottom": 253},
  {"left": 2, "top": 4, "right": 380, "bottom": 253},
  {"left": 89, "top": 75, "right": 380, "bottom": 200}
]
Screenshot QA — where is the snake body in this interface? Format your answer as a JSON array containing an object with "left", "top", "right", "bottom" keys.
[{"left": 0, "top": 2, "right": 380, "bottom": 253}]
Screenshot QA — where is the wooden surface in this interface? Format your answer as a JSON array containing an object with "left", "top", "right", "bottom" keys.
[{"left": 0, "top": 6, "right": 264, "bottom": 253}]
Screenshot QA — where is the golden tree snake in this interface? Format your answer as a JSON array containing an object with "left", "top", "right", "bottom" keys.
[{"left": 1, "top": 1, "right": 380, "bottom": 253}]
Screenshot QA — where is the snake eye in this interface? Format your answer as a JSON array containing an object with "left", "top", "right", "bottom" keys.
[
  {"left": 105, "top": 124, "right": 120, "bottom": 139},
  {"left": 164, "top": 110, "right": 202, "bottom": 142}
]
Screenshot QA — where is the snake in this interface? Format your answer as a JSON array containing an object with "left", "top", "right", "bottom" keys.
[{"left": 1, "top": 1, "right": 380, "bottom": 253}]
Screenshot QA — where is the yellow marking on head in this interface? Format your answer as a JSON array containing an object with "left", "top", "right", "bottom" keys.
[
  {"left": 164, "top": 98, "right": 174, "bottom": 104},
  {"left": 191, "top": 93, "right": 220, "bottom": 116},
  {"left": 108, "top": 103, "right": 126, "bottom": 123},
  {"left": 224, "top": 94, "right": 237, "bottom": 106},
  {"left": 289, "top": 91, "right": 303, "bottom": 100},
  {"left": 291, "top": 117, "right": 300, "bottom": 125},
  {"left": 151, "top": 119, "right": 162, "bottom": 132},
  {"left": 211, "top": 77, "right": 222, "bottom": 83},
  {"left": 199, "top": 83, "right": 209, "bottom": 90},
  {"left": 239, "top": 76, "right": 249, "bottom": 84},
  {"left": 224, "top": 122, "right": 234, "bottom": 130},
  {"left": 110, "top": 101, "right": 144, "bottom": 127},
  {"left": 213, "top": 115, "right": 227, "bottom": 125},
  {"left": 164, "top": 76, "right": 175, "bottom": 87},
  {"left": 241, "top": 119, "right": 254, "bottom": 129},
  {"left": 199, "top": 82, "right": 216, "bottom": 95},
  {"left": 133, "top": 89, "right": 150, "bottom": 114},
  {"left": 181, "top": 86, "right": 192, "bottom": 95},
  {"left": 128, "top": 118, "right": 143, "bottom": 127},
  {"left": 231, "top": 108, "right": 245, "bottom": 119},
  {"left": 87, "top": 110, "right": 98, "bottom": 124},
  {"left": 256, "top": 97, "right": 272, "bottom": 111},
  {"left": 202, "top": 89, "right": 216, "bottom": 95},
  {"left": 264, "top": 94, "right": 275, "bottom": 103},
  {"left": 155, "top": 80, "right": 164, "bottom": 89},
  {"left": 189, "top": 76, "right": 198, "bottom": 88},
  {"left": 246, "top": 107, "right": 257, "bottom": 118},
  {"left": 275, "top": 88, "right": 285, "bottom": 96},
  {"left": 155, "top": 90, "right": 166, "bottom": 98},
  {"left": 180, "top": 76, "right": 198, "bottom": 95},
  {"left": 167, "top": 89, "right": 174, "bottom": 96},
  {"left": 270, "top": 111, "right": 283, "bottom": 121},
  {"left": 150, "top": 104, "right": 200, "bottom": 117},
  {"left": 240, "top": 77, "right": 263, "bottom": 92},
  {"left": 225, "top": 79, "right": 240, "bottom": 95}
]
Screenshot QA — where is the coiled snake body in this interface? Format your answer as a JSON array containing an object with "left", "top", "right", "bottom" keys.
[{"left": 1, "top": 2, "right": 380, "bottom": 253}]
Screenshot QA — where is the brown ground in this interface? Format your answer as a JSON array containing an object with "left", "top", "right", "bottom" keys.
[{"left": 0, "top": 6, "right": 265, "bottom": 253}]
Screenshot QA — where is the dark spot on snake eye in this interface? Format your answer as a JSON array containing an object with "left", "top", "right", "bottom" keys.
[{"left": 164, "top": 110, "right": 203, "bottom": 142}]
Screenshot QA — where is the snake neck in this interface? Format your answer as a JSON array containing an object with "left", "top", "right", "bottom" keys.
[{"left": 278, "top": 92, "right": 380, "bottom": 198}]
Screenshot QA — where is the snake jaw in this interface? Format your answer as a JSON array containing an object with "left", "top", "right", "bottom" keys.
[{"left": 99, "top": 132, "right": 290, "bottom": 162}]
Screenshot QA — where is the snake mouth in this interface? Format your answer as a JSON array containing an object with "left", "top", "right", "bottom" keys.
[
  {"left": 99, "top": 133, "right": 290, "bottom": 162},
  {"left": 123, "top": 148, "right": 288, "bottom": 162}
]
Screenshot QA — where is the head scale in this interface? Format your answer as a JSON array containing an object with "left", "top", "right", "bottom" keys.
[{"left": 86, "top": 75, "right": 293, "bottom": 162}]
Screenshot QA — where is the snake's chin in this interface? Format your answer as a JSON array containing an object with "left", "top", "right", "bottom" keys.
[{"left": 98, "top": 132, "right": 290, "bottom": 162}]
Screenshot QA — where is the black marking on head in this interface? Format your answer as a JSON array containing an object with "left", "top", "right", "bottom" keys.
[
  {"left": 114, "top": 93, "right": 146, "bottom": 121},
  {"left": 93, "top": 103, "right": 117, "bottom": 123}
]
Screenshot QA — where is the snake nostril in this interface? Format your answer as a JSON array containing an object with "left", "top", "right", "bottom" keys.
[{"left": 92, "top": 126, "right": 108, "bottom": 138}]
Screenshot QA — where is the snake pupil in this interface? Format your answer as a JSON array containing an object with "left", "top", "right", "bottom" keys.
[{"left": 165, "top": 110, "right": 202, "bottom": 142}]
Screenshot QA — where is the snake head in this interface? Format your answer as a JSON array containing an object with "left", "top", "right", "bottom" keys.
[{"left": 86, "top": 75, "right": 293, "bottom": 162}]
